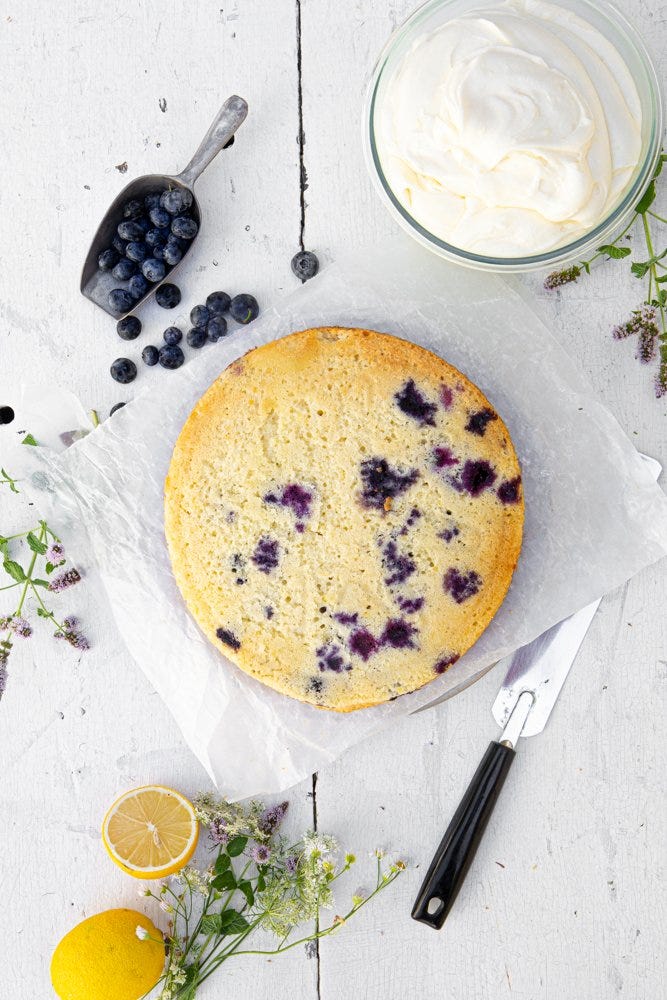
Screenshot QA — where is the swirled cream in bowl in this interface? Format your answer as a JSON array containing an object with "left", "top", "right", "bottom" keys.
[{"left": 365, "top": 0, "right": 662, "bottom": 270}]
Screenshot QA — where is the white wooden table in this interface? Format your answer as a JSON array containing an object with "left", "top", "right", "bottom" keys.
[{"left": 1, "top": 2, "right": 665, "bottom": 998}]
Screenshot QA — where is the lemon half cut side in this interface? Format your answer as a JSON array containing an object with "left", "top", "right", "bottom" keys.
[{"left": 102, "top": 784, "right": 199, "bottom": 879}]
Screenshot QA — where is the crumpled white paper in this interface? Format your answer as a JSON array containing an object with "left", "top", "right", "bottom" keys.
[{"left": 21, "top": 236, "right": 667, "bottom": 798}]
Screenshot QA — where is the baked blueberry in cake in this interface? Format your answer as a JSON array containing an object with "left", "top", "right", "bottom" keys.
[{"left": 165, "top": 327, "right": 524, "bottom": 711}]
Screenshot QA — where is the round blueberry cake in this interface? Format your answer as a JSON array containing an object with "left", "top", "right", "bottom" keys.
[{"left": 164, "top": 327, "right": 523, "bottom": 711}]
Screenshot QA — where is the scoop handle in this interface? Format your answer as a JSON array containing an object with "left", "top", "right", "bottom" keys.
[{"left": 177, "top": 95, "right": 248, "bottom": 188}]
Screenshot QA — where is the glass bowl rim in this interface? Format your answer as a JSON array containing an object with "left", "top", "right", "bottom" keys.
[{"left": 364, "top": 0, "right": 663, "bottom": 272}]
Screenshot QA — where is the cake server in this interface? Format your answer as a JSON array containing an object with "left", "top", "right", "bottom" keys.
[
  {"left": 412, "top": 453, "right": 661, "bottom": 929},
  {"left": 81, "top": 95, "right": 248, "bottom": 319}
]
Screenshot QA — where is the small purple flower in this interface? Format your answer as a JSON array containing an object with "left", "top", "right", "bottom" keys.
[
  {"left": 63, "top": 616, "right": 79, "bottom": 630},
  {"left": 0, "top": 617, "right": 11, "bottom": 631},
  {"left": 54, "top": 627, "right": 90, "bottom": 650},
  {"left": 209, "top": 818, "right": 229, "bottom": 846},
  {"left": 46, "top": 541, "right": 65, "bottom": 564},
  {"left": 544, "top": 266, "right": 581, "bottom": 290},
  {"left": 10, "top": 617, "right": 32, "bottom": 638},
  {"left": 259, "top": 801, "right": 289, "bottom": 836},
  {"left": 251, "top": 844, "right": 271, "bottom": 864},
  {"left": 285, "top": 854, "right": 299, "bottom": 875},
  {"left": 656, "top": 361, "right": 667, "bottom": 399},
  {"left": 48, "top": 568, "right": 82, "bottom": 592},
  {"left": 0, "top": 663, "right": 7, "bottom": 695}
]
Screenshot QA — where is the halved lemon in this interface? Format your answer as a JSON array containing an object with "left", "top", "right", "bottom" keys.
[{"left": 102, "top": 785, "right": 199, "bottom": 879}]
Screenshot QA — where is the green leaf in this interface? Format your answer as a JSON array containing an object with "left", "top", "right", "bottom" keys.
[
  {"left": 0, "top": 537, "right": 8, "bottom": 556},
  {"left": 635, "top": 181, "right": 656, "bottom": 214},
  {"left": 200, "top": 913, "right": 222, "bottom": 935},
  {"left": 631, "top": 261, "right": 651, "bottom": 278},
  {"left": 226, "top": 835, "right": 247, "bottom": 857},
  {"left": 214, "top": 852, "right": 231, "bottom": 874},
  {"left": 3, "top": 559, "right": 25, "bottom": 582},
  {"left": 32, "top": 578, "right": 49, "bottom": 588},
  {"left": 597, "top": 244, "right": 631, "bottom": 260},
  {"left": 26, "top": 532, "right": 47, "bottom": 555},
  {"left": 21, "top": 433, "right": 38, "bottom": 447},
  {"left": 36, "top": 607, "right": 52, "bottom": 618},
  {"left": 256, "top": 873, "right": 266, "bottom": 892},
  {"left": 238, "top": 880, "right": 255, "bottom": 906},
  {"left": 45, "top": 562, "right": 55, "bottom": 574},
  {"left": 211, "top": 869, "right": 236, "bottom": 891},
  {"left": 218, "top": 909, "right": 249, "bottom": 935},
  {"left": 656, "top": 274, "right": 667, "bottom": 283}
]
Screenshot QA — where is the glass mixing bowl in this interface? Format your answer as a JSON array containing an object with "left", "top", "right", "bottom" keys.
[{"left": 364, "top": 0, "right": 663, "bottom": 272}]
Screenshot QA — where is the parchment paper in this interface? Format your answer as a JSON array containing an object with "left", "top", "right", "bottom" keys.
[{"left": 22, "top": 236, "right": 667, "bottom": 798}]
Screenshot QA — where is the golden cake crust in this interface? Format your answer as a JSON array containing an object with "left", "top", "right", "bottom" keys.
[{"left": 165, "top": 327, "right": 524, "bottom": 711}]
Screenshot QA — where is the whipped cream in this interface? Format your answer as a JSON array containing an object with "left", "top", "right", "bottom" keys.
[{"left": 376, "top": 0, "right": 642, "bottom": 256}]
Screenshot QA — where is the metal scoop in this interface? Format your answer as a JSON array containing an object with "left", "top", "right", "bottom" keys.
[{"left": 80, "top": 95, "right": 248, "bottom": 319}]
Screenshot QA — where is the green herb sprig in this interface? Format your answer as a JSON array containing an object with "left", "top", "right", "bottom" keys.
[
  {"left": 138, "top": 794, "right": 405, "bottom": 1000},
  {"left": 545, "top": 152, "right": 667, "bottom": 398},
  {"left": 0, "top": 466, "right": 88, "bottom": 699}
]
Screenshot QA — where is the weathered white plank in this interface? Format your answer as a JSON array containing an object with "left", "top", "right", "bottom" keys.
[{"left": 300, "top": 0, "right": 667, "bottom": 998}]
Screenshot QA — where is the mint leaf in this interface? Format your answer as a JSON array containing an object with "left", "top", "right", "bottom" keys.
[
  {"left": 631, "top": 261, "right": 651, "bottom": 278},
  {"left": 211, "top": 869, "right": 236, "bottom": 892},
  {"left": 218, "top": 910, "right": 249, "bottom": 935},
  {"left": 26, "top": 532, "right": 47, "bottom": 555},
  {"left": 214, "top": 853, "right": 231, "bottom": 874},
  {"left": 226, "top": 836, "right": 247, "bottom": 857},
  {"left": 256, "top": 873, "right": 266, "bottom": 892},
  {"left": 32, "top": 579, "right": 49, "bottom": 588},
  {"left": 200, "top": 914, "right": 222, "bottom": 935},
  {"left": 238, "top": 880, "right": 255, "bottom": 906},
  {"left": 3, "top": 559, "right": 25, "bottom": 583},
  {"left": 598, "top": 244, "right": 631, "bottom": 260},
  {"left": 635, "top": 182, "right": 656, "bottom": 214},
  {"left": 21, "top": 433, "right": 38, "bottom": 447}
]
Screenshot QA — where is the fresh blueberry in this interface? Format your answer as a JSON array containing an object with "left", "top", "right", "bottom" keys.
[
  {"left": 118, "top": 220, "right": 145, "bottom": 242},
  {"left": 111, "top": 259, "right": 137, "bottom": 281},
  {"left": 125, "top": 241, "right": 149, "bottom": 263},
  {"left": 109, "top": 402, "right": 126, "bottom": 416},
  {"left": 229, "top": 293, "right": 259, "bottom": 324},
  {"left": 110, "top": 357, "right": 137, "bottom": 384},
  {"left": 98, "top": 247, "right": 119, "bottom": 271},
  {"left": 291, "top": 250, "right": 319, "bottom": 281},
  {"left": 151, "top": 242, "right": 167, "bottom": 261},
  {"left": 134, "top": 217, "right": 150, "bottom": 234},
  {"left": 144, "top": 191, "right": 162, "bottom": 212},
  {"left": 155, "top": 283, "right": 181, "bottom": 309},
  {"left": 108, "top": 289, "right": 135, "bottom": 314},
  {"left": 162, "top": 242, "right": 183, "bottom": 266},
  {"left": 112, "top": 233, "right": 127, "bottom": 255},
  {"left": 171, "top": 216, "right": 198, "bottom": 240},
  {"left": 207, "top": 316, "right": 228, "bottom": 342},
  {"left": 206, "top": 291, "right": 231, "bottom": 315},
  {"left": 128, "top": 273, "right": 149, "bottom": 300},
  {"left": 145, "top": 227, "right": 169, "bottom": 247},
  {"left": 163, "top": 326, "right": 182, "bottom": 346},
  {"left": 142, "top": 345, "right": 159, "bottom": 366},
  {"left": 158, "top": 344, "right": 185, "bottom": 369},
  {"left": 160, "top": 188, "right": 193, "bottom": 215},
  {"left": 123, "top": 199, "right": 144, "bottom": 220},
  {"left": 189, "top": 304, "right": 209, "bottom": 329},
  {"left": 187, "top": 327, "right": 207, "bottom": 348},
  {"left": 116, "top": 315, "right": 142, "bottom": 340},
  {"left": 149, "top": 206, "right": 171, "bottom": 229},
  {"left": 142, "top": 258, "right": 166, "bottom": 283}
]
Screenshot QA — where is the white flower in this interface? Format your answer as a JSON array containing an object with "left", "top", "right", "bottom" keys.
[
  {"left": 135, "top": 925, "right": 150, "bottom": 941},
  {"left": 136, "top": 887, "right": 151, "bottom": 897},
  {"left": 159, "top": 901, "right": 175, "bottom": 914},
  {"left": 303, "top": 832, "right": 337, "bottom": 857}
]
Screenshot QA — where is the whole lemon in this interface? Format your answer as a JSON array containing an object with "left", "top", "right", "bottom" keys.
[{"left": 51, "top": 908, "right": 165, "bottom": 1000}]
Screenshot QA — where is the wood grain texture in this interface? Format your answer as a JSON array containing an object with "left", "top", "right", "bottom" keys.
[{"left": 1, "top": 0, "right": 665, "bottom": 998}]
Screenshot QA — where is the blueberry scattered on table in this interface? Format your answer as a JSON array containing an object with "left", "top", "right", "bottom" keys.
[
  {"left": 229, "top": 293, "right": 259, "bottom": 324},
  {"left": 142, "top": 258, "right": 166, "bottom": 283},
  {"left": 207, "top": 316, "right": 227, "bottom": 342},
  {"left": 117, "top": 220, "right": 145, "bottom": 242},
  {"left": 109, "top": 402, "right": 126, "bottom": 416},
  {"left": 186, "top": 327, "right": 207, "bottom": 348},
  {"left": 190, "top": 304, "right": 210, "bottom": 329},
  {"left": 110, "top": 358, "right": 137, "bottom": 384},
  {"left": 98, "top": 247, "right": 119, "bottom": 271},
  {"left": 116, "top": 315, "right": 142, "bottom": 340},
  {"left": 142, "top": 345, "right": 159, "bottom": 366},
  {"left": 291, "top": 250, "right": 319, "bottom": 280},
  {"left": 112, "top": 259, "right": 137, "bottom": 281},
  {"left": 108, "top": 288, "right": 135, "bottom": 314},
  {"left": 125, "top": 241, "right": 149, "bottom": 263},
  {"left": 123, "top": 199, "right": 144, "bottom": 220},
  {"left": 160, "top": 188, "right": 193, "bottom": 215},
  {"left": 128, "top": 273, "right": 149, "bottom": 300},
  {"left": 158, "top": 344, "right": 185, "bottom": 369},
  {"left": 171, "top": 215, "right": 198, "bottom": 240},
  {"left": 155, "top": 283, "right": 181, "bottom": 309},
  {"left": 163, "top": 326, "right": 182, "bottom": 346},
  {"left": 149, "top": 206, "right": 171, "bottom": 229},
  {"left": 206, "top": 291, "right": 231, "bottom": 315}
]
